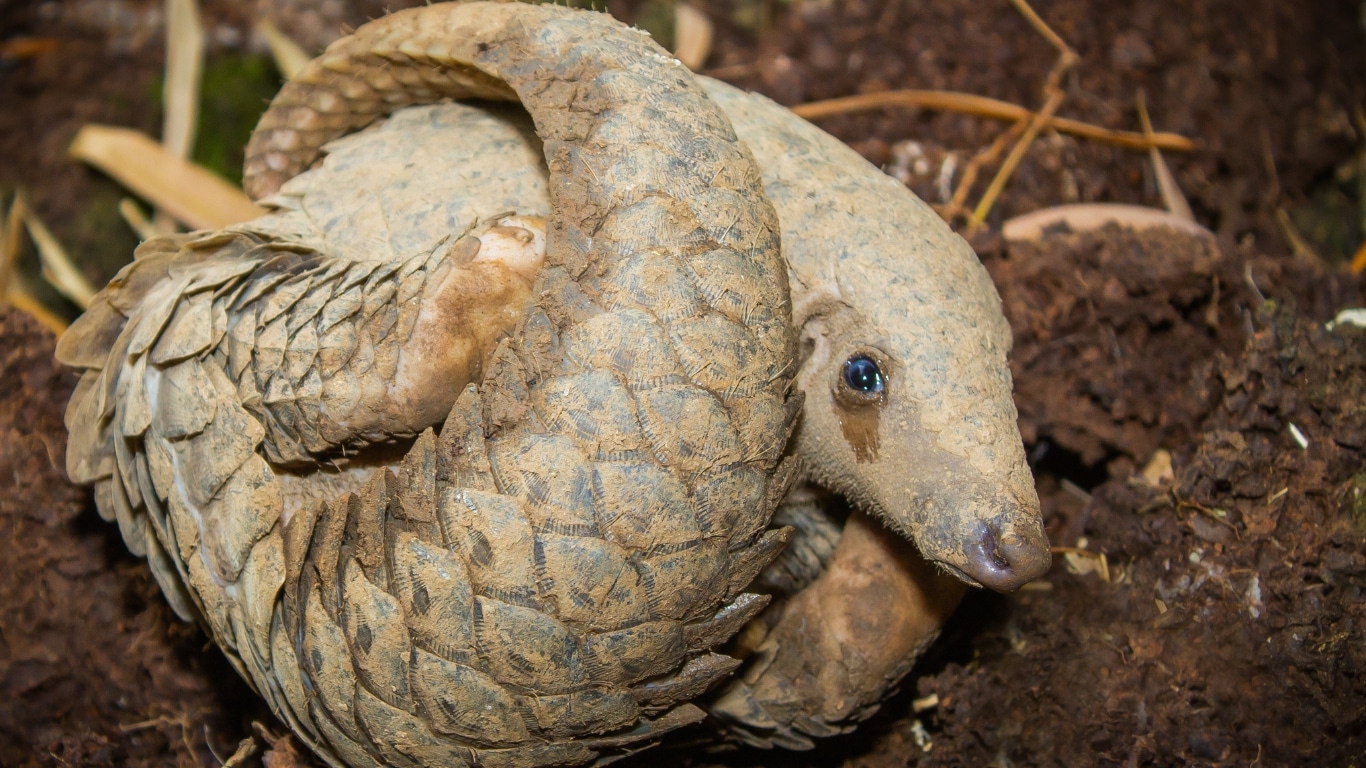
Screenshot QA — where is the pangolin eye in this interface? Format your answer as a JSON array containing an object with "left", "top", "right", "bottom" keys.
[{"left": 842, "top": 355, "right": 884, "bottom": 395}]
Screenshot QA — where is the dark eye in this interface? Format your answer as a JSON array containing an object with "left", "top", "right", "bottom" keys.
[{"left": 842, "top": 355, "right": 885, "bottom": 395}]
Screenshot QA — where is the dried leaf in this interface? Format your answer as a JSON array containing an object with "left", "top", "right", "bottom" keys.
[
  {"left": 69, "top": 125, "right": 265, "bottom": 229},
  {"left": 673, "top": 3, "right": 712, "bottom": 71},
  {"left": 1002, "top": 203, "right": 1214, "bottom": 244}
]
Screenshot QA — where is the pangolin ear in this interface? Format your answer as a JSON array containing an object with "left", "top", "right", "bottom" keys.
[
  {"left": 792, "top": 286, "right": 850, "bottom": 371},
  {"left": 798, "top": 314, "right": 827, "bottom": 368}
]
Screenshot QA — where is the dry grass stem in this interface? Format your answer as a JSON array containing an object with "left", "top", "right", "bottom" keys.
[
  {"left": 673, "top": 3, "right": 713, "bottom": 71},
  {"left": 15, "top": 192, "right": 96, "bottom": 308},
  {"left": 258, "top": 19, "right": 311, "bottom": 78},
  {"left": 2, "top": 194, "right": 79, "bottom": 332},
  {"left": 791, "top": 90, "right": 1193, "bottom": 152},
  {"left": 69, "top": 125, "right": 265, "bottom": 229},
  {"left": 159, "top": 0, "right": 205, "bottom": 230},
  {"left": 6, "top": 289, "right": 69, "bottom": 334},
  {"left": 1274, "top": 208, "right": 1323, "bottom": 265},
  {"left": 1137, "top": 91, "right": 1193, "bottom": 221},
  {"left": 118, "top": 198, "right": 167, "bottom": 241},
  {"left": 0, "top": 193, "right": 21, "bottom": 301}
]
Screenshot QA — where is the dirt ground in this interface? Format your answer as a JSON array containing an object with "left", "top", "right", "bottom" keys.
[{"left": 1, "top": 0, "right": 1364, "bottom": 766}]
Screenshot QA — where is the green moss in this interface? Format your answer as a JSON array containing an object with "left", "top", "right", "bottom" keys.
[{"left": 151, "top": 53, "right": 282, "bottom": 184}]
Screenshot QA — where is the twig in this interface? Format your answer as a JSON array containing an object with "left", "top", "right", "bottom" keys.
[
  {"left": 965, "top": 0, "right": 1081, "bottom": 230},
  {"left": 968, "top": 86, "right": 1066, "bottom": 229},
  {"left": 791, "top": 90, "right": 1193, "bottom": 151},
  {"left": 1175, "top": 499, "right": 1239, "bottom": 532},
  {"left": 120, "top": 712, "right": 200, "bottom": 760},
  {"left": 941, "top": 119, "right": 1026, "bottom": 222},
  {"left": 119, "top": 715, "right": 183, "bottom": 732},
  {"left": 1008, "top": 0, "right": 1077, "bottom": 61}
]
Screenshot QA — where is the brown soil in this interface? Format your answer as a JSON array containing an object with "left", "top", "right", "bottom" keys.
[
  {"left": 2, "top": 0, "right": 1364, "bottom": 767},
  {"left": 905, "top": 228, "right": 1366, "bottom": 767}
]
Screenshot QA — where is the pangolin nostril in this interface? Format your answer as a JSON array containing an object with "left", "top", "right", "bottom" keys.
[
  {"left": 980, "top": 524, "right": 1012, "bottom": 571},
  {"left": 957, "top": 518, "right": 1052, "bottom": 592}
]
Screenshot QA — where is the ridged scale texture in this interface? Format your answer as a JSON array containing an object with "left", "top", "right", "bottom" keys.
[{"left": 58, "top": 4, "right": 797, "bottom": 767}]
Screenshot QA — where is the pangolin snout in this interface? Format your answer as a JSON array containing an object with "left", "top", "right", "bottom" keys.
[
  {"left": 902, "top": 488, "right": 1052, "bottom": 593},
  {"left": 960, "top": 518, "right": 1051, "bottom": 592}
]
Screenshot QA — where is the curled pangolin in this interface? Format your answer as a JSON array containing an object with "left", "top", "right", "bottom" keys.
[
  {"left": 58, "top": 1, "right": 1051, "bottom": 763},
  {"left": 60, "top": 4, "right": 797, "bottom": 766}
]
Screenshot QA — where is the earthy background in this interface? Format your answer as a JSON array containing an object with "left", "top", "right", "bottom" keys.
[{"left": 1, "top": 0, "right": 1363, "bottom": 765}]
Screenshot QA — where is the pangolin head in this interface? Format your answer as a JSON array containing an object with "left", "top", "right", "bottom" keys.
[{"left": 788, "top": 185, "right": 1050, "bottom": 593}]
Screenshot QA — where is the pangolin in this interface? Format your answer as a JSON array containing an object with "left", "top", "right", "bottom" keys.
[
  {"left": 57, "top": 1, "right": 1051, "bottom": 764},
  {"left": 60, "top": 5, "right": 798, "bottom": 766}
]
